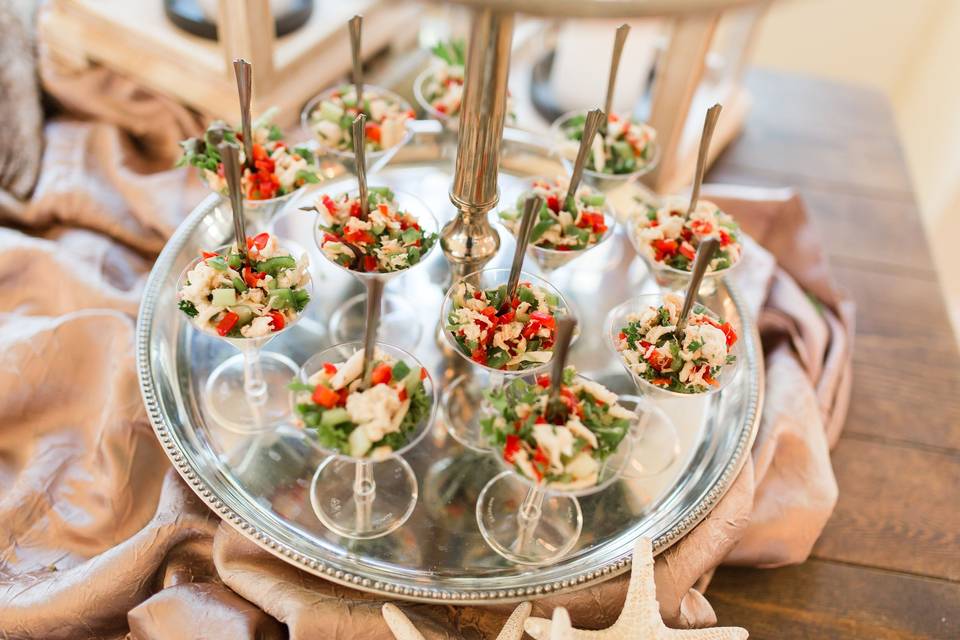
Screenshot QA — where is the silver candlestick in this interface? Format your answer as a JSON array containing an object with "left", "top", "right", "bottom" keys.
[{"left": 440, "top": 8, "right": 514, "bottom": 281}]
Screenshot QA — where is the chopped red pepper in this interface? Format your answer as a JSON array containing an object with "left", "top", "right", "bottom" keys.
[
  {"left": 322, "top": 194, "right": 338, "bottom": 214},
  {"left": 529, "top": 311, "right": 555, "bottom": 329},
  {"left": 535, "top": 375, "right": 550, "bottom": 389},
  {"left": 470, "top": 347, "right": 488, "bottom": 365},
  {"left": 201, "top": 250, "right": 218, "bottom": 259},
  {"left": 268, "top": 310, "right": 285, "bottom": 331},
  {"left": 370, "top": 363, "right": 393, "bottom": 385},
  {"left": 420, "top": 367, "right": 428, "bottom": 380},
  {"left": 243, "top": 267, "right": 265, "bottom": 288},
  {"left": 246, "top": 233, "right": 269, "bottom": 251},
  {"left": 546, "top": 195, "right": 560, "bottom": 213},
  {"left": 647, "top": 349, "right": 673, "bottom": 372},
  {"left": 720, "top": 322, "right": 738, "bottom": 347},
  {"left": 679, "top": 241, "right": 696, "bottom": 261},
  {"left": 216, "top": 311, "right": 239, "bottom": 336},
  {"left": 364, "top": 122, "right": 382, "bottom": 144},
  {"left": 498, "top": 310, "right": 515, "bottom": 324},
  {"left": 651, "top": 378, "right": 672, "bottom": 387},
  {"left": 363, "top": 255, "right": 378, "bottom": 272},
  {"left": 322, "top": 362, "right": 338, "bottom": 375},
  {"left": 312, "top": 384, "right": 339, "bottom": 408},
  {"left": 503, "top": 434, "right": 522, "bottom": 463},
  {"left": 690, "top": 219, "right": 713, "bottom": 235},
  {"left": 719, "top": 229, "right": 732, "bottom": 247}
]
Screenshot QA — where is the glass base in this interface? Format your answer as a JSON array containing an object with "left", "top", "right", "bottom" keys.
[
  {"left": 441, "top": 375, "right": 494, "bottom": 452},
  {"left": 329, "top": 292, "right": 423, "bottom": 351},
  {"left": 476, "top": 471, "right": 582, "bottom": 566},
  {"left": 310, "top": 456, "right": 419, "bottom": 539},
  {"left": 204, "top": 351, "right": 298, "bottom": 434},
  {"left": 620, "top": 396, "right": 679, "bottom": 478}
]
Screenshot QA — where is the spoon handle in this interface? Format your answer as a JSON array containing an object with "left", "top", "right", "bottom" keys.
[
  {"left": 352, "top": 114, "right": 369, "bottom": 220},
  {"left": 219, "top": 142, "right": 246, "bottom": 259},
  {"left": 687, "top": 103, "right": 722, "bottom": 217},
  {"left": 603, "top": 24, "right": 630, "bottom": 126},
  {"left": 565, "top": 108, "right": 605, "bottom": 207},
  {"left": 360, "top": 277, "right": 384, "bottom": 388},
  {"left": 546, "top": 316, "right": 577, "bottom": 419},
  {"left": 348, "top": 15, "right": 364, "bottom": 110},
  {"left": 678, "top": 237, "right": 719, "bottom": 330},
  {"left": 506, "top": 195, "right": 543, "bottom": 302},
  {"left": 232, "top": 59, "right": 254, "bottom": 169}
]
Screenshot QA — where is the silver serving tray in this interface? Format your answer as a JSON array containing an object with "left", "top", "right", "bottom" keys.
[{"left": 136, "top": 127, "right": 763, "bottom": 604}]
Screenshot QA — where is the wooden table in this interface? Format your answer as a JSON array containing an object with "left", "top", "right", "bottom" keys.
[{"left": 704, "top": 70, "right": 960, "bottom": 639}]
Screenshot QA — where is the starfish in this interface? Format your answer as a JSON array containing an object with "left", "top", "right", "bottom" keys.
[
  {"left": 524, "top": 538, "right": 748, "bottom": 640},
  {"left": 381, "top": 601, "right": 532, "bottom": 640}
]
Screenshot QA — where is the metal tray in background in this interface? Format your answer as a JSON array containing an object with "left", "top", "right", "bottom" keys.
[{"left": 136, "top": 127, "right": 763, "bottom": 604}]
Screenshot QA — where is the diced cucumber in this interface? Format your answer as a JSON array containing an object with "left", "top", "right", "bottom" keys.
[
  {"left": 229, "top": 305, "right": 254, "bottom": 326},
  {"left": 372, "top": 223, "right": 385, "bottom": 235},
  {"left": 403, "top": 370, "right": 421, "bottom": 395},
  {"left": 212, "top": 288, "right": 236, "bottom": 307},
  {"left": 255, "top": 256, "right": 296, "bottom": 276},
  {"left": 518, "top": 287, "right": 537, "bottom": 306},
  {"left": 268, "top": 288, "right": 294, "bottom": 309},
  {"left": 320, "top": 407, "right": 351, "bottom": 428},
  {"left": 227, "top": 253, "right": 243, "bottom": 269},
  {"left": 530, "top": 220, "right": 554, "bottom": 243},
  {"left": 232, "top": 276, "right": 247, "bottom": 293},
  {"left": 319, "top": 100, "right": 344, "bottom": 122},
  {"left": 583, "top": 194, "right": 606, "bottom": 206},
  {"left": 401, "top": 228, "right": 420, "bottom": 244},
  {"left": 487, "top": 349, "right": 510, "bottom": 369},
  {"left": 349, "top": 427, "right": 371, "bottom": 458}
]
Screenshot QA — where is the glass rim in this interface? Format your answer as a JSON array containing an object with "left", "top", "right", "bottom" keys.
[
  {"left": 311, "top": 187, "right": 440, "bottom": 279},
  {"left": 604, "top": 293, "right": 742, "bottom": 398},
  {"left": 176, "top": 240, "right": 313, "bottom": 344},
  {"left": 549, "top": 108, "right": 661, "bottom": 180},
  {"left": 498, "top": 177, "right": 619, "bottom": 259},
  {"left": 293, "top": 340, "right": 438, "bottom": 460},
  {"left": 300, "top": 84, "right": 415, "bottom": 161},
  {"left": 483, "top": 371, "right": 636, "bottom": 497},
  {"left": 440, "top": 267, "right": 573, "bottom": 377},
  {"left": 625, "top": 213, "right": 744, "bottom": 278}
]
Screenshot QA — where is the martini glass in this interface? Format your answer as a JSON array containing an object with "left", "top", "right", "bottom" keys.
[
  {"left": 295, "top": 341, "right": 437, "bottom": 539},
  {"left": 312, "top": 188, "right": 439, "bottom": 350},
  {"left": 499, "top": 178, "right": 618, "bottom": 288},
  {"left": 413, "top": 67, "right": 460, "bottom": 132},
  {"left": 475, "top": 373, "right": 635, "bottom": 565},
  {"left": 300, "top": 84, "right": 415, "bottom": 176},
  {"left": 439, "top": 268, "right": 573, "bottom": 451},
  {"left": 625, "top": 201, "right": 744, "bottom": 296},
  {"left": 178, "top": 242, "right": 312, "bottom": 434},
  {"left": 550, "top": 109, "right": 661, "bottom": 194}
]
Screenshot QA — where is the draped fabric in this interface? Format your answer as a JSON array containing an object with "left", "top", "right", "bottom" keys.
[{"left": 0, "top": 43, "right": 852, "bottom": 640}]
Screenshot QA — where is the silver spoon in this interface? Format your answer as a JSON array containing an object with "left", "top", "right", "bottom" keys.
[
  {"left": 352, "top": 113, "right": 369, "bottom": 220},
  {"left": 565, "top": 108, "right": 604, "bottom": 211},
  {"left": 348, "top": 15, "right": 364, "bottom": 113},
  {"left": 687, "top": 104, "right": 722, "bottom": 217},
  {"left": 677, "top": 237, "right": 719, "bottom": 332},
  {"left": 603, "top": 24, "right": 630, "bottom": 133},
  {"left": 232, "top": 59, "right": 254, "bottom": 170},
  {"left": 360, "top": 277, "right": 384, "bottom": 389},
  {"left": 219, "top": 142, "right": 246, "bottom": 260},
  {"left": 545, "top": 316, "right": 578, "bottom": 424},
  {"left": 505, "top": 195, "right": 543, "bottom": 304}
]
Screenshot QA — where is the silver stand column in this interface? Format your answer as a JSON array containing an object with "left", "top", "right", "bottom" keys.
[{"left": 440, "top": 8, "right": 514, "bottom": 280}]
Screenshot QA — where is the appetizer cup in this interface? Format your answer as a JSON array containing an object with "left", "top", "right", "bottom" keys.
[
  {"left": 475, "top": 371, "right": 634, "bottom": 565},
  {"left": 440, "top": 268, "right": 573, "bottom": 451},
  {"left": 294, "top": 342, "right": 437, "bottom": 540},
  {"left": 550, "top": 110, "right": 660, "bottom": 193},
  {"left": 626, "top": 199, "right": 744, "bottom": 295},
  {"left": 413, "top": 68, "right": 459, "bottom": 132},
  {"left": 301, "top": 85, "right": 415, "bottom": 176},
  {"left": 312, "top": 188, "right": 439, "bottom": 350},
  {"left": 604, "top": 294, "right": 742, "bottom": 399},
  {"left": 177, "top": 240, "right": 312, "bottom": 433},
  {"left": 498, "top": 177, "right": 617, "bottom": 282}
]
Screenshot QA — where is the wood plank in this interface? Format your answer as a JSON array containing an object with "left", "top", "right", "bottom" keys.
[
  {"left": 811, "top": 437, "right": 960, "bottom": 580},
  {"left": 714, "top": 69, "right": 915, "bottom": 197},
  {"left": 705, "top": 168, "right": 937, "bottom": 275},
  {"left": 831, "top": 264, "right": 960, "bottom": 450},
  {"left": 708, "top": 559, "right": 960, "bottom": 639}
]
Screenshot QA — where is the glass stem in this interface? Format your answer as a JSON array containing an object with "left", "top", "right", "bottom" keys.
[
  {"left": 353, "top": 460, "right": 376, "bottom": 532},
  {"left": 242, "top": 346, "right": 268, "bottom": 407},
  {"left": 515, "top": 482, "right": 546, "bottom": 552}
]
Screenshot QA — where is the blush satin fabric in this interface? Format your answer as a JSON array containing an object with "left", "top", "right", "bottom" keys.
[{"left": 0, "top": 52, "right": 853, "bottom": 639}]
